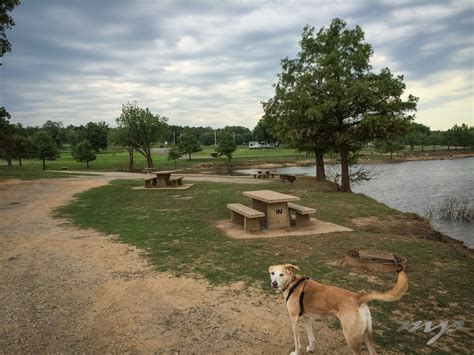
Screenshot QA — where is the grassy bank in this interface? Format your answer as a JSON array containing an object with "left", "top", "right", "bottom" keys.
[{"left": 56, "top": 177, "right": 473, "bottom": 353}]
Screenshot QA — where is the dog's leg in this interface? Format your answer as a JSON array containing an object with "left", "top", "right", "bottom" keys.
[
  {"left": 363, "top": 331, "right": 376, "bottom": 355},
  {"left": 289, "top": 315, "right": 301, "bottom": 355},
  {"left": 362, "top": 305, "right": 376, "bottom": 355},
  {"left": 340, "top": 311, "right": 365, "bottom": 355},
  {"left": 303, "top": 317, "right": 316, "bottom": 353}
]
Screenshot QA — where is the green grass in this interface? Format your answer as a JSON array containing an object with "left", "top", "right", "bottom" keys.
[
  {"left": 3, "top": 146, "right": 471, "bottom": 181},
  {"left": 55, "top": 178, "right": 473, "bottom": 353}
]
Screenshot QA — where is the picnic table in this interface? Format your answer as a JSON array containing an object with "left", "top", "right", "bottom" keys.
[
  {"left": 152, "top": 170, "right": 179, "bottom": 187},
  {"left": 253, "top": 170, "right": 275, "bottom": 179},
  {"left": 242, "top": 190, "right": 299, "bottom": 229}
]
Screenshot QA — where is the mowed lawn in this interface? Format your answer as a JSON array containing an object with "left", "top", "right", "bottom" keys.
[
  {"left": 0, "top": 146, "right": 308, "bottom": 180},
  {"left": 56, "top": 178, "right": 473, "bottom": 354}
]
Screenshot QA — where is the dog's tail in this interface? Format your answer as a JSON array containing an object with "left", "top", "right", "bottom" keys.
[{"left": 357, "top": 270, "right": 408, "bottom": 305}]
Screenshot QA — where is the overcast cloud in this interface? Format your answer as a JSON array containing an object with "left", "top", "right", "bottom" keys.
[{"left": 1, "top": 0, "right": 473, "bottom": 130}]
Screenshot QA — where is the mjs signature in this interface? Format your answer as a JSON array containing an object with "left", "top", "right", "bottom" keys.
[{"left": 397, "top": 320, "right": 465, "bottom": 345}]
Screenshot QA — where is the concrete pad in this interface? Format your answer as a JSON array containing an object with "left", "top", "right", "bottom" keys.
[
  {"left": 132, "top": 184, "right": 194, "bottom": 190},
  {"left": 215, "top": 218, "right": 352, "bottom": 239}
]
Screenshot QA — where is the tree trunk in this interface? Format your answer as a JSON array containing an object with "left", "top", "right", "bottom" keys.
[
  {"left": 7, "top": 157, "right": 12, "bottom": 166},
  {"left": 146, "top": 149, "right": 154, "bottom": 168},
  {"left": 188, "top": 152, "right": 192, "bottom": 161},
  {"left": 127, "top": 147, "right": 134, "bottom": 171},
  {"left": 339, "top": 144, "right": 351, "bottom": 193},
  {"left": 86, "top": 161, "right": 89, "bottom": 168},
  {"left": 174, "top": 159, "right": 177, "bottom": 168},
  {"left": 421, "top": 145, "right": 424, "bottom": 152},
  {"left": 390, "top": 151, "right": 393, "bottom": 159},
  {"left": 314, "top": 150, "right": 326, "bottom": 182},
  {"left": 410, "top": 145, "right": 414, "bottom": 150},
  {"left": 433, "top": 145, "right": 436, "bottom": 151},
  {"left": 42, "top": 158, "right": 46, "bottom": 170},
  {"left": 18, "top": 155, "right": 22, "bottom": 166}
]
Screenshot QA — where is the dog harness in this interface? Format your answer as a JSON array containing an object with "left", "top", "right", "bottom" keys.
[{"left": 286, "top": 276, "right": 309, "bottom": 316}]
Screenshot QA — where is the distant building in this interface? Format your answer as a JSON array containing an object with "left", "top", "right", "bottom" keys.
[
  {"left": 248, "top": 141, "right": 279, "bottom": 149},
  {"left": 249, "top": 141, "right": 261, "bottom": 149}
]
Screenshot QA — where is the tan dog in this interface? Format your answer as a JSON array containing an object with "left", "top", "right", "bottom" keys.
[{"left": 268, "top": 264, "right": 408, "bottom": 355}]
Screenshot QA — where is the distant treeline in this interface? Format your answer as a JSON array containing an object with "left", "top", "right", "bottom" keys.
[{"left": 1, "top": 109, "right": 472, "bottom": 167}]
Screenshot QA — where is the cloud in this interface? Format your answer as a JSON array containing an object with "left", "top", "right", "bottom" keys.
[{"left": 1, "top": 0, "right": 472, "bottom": 130}]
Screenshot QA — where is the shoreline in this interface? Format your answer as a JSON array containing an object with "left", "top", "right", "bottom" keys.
[{"left": 229, "top": 151, "right": 474, "bottom": 170}]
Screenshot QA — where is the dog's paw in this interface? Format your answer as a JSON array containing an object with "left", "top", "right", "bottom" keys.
[
  {"left": 289, "top": 351, "right": 298, "bottom": 355},
  {"left": 306, "top": 345, "right": 315, "bottom": 353}
]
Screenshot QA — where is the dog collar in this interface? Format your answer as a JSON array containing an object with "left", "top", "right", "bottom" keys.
[{"left": 280, "top": 274, "right": 296, "bottom": 293}]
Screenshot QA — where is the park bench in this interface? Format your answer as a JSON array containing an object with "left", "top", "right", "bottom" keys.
[
  {"left": 280, "top": 174, "right": 296, "bottom": 183},
  {"left": 227, "top": 203, "right": 265, "bottom": 232},
  {"left": 144, "top": 176, "right": 157, "bottom": 188},
  {"left": 288, "top": 202, "right": 316, "bottom": 227},
  {"left": 170, "top": 176, "right": 184, "bottom": 186}
]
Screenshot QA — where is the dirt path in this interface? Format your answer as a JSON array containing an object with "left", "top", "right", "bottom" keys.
[{"left": 0, "top": 174, "right": 346, "bottom": 354}]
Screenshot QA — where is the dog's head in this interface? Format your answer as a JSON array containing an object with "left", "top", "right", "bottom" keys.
[{"left": 268, "top": 264, "right": 300, "bottom": 290}]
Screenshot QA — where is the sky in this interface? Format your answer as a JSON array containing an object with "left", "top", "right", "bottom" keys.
[{"left": 1, "top": 0, "right": 473, "bottom": 130}]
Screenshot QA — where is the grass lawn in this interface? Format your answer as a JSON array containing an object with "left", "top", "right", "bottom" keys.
[{"left": 56, "top": 178, "right": 473, "bottom": 354}]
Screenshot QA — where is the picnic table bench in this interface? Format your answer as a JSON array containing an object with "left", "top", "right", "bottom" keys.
[
  {"left": 227, "top": 203, "right": 265, "bottom": 232},
  {"left": 144, "top": 176, "right": 158, "bottom": 188},
  {"left": 170, "top": 176, "right": 184, "bottom": 186},
  {"left": 288, "top": 202, "right": 316, "bottom": 227}
]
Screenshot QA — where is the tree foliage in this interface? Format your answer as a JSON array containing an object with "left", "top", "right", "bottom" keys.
[
  {"left": 116, "top": 102, "right": 168, "bottom": 168},
  {"left": 178, "top": 131, "right": 202, "bottom": 161},
  {"left": 216, "top": 130, "right": 237, "bottom": 163},
  {"left": 29, "top": 130, "right": 59, "bottom": 170},
  {"left": 167, "top": 145, "right": 181, "bottom": 167},
  {"left": 72, "top": 139, "right": 96, "bottom": 168},
  {"left": 0, "top": 107, "right": 15, "bottom": 165},
  {"left": 1, "top": 0, "right": 20, "bottom": 64},
  {"left": 42, "top": 120, "right": 65, "bottom": 148},
  {"left": 263, "top": 19, "right": 417, "bottom": 191}
]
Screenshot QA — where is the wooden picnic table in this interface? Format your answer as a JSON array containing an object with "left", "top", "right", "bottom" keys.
[
  {"left": 242, "top": 190, "right": 299, "bottom": 229},
  {"left": 152, "top": 170, "right": 179, "bottom": 187}
]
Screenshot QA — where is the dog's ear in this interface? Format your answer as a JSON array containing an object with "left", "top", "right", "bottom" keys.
[
  {"left": 268, "top": 265, "right": 275, "bottom": 273},
  {"left": 284, "top": 264, "right": 300, "bottom": 273}
]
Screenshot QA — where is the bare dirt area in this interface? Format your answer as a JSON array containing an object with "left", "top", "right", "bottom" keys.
[{"left": 0, "top": 174, "right": 347, "bottom": 354}]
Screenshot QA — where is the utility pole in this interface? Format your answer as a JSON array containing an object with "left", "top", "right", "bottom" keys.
[{"left": 214, "top": 130, "right": 217, "bottom": 146}]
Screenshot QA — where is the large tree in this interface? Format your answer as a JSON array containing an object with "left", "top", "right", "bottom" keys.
[
  {"left": 116, "top": 102, "right": 168, "bottom": 168},
  {"left": 264, "top": 19, "right": 417, "bottom": 191},
  {"left": 1, "top": 0, "right": 20, "bottom": 65},
  {"left": 0, "top": 107, "right": 15, "bottom": 166},
  {"left": 262, "top": 65, "right": 334, "bottom": 181}
]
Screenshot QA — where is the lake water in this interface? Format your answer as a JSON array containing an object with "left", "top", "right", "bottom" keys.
[{"left": 237, "top": 157, "right": 474, "bottom": 248}]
